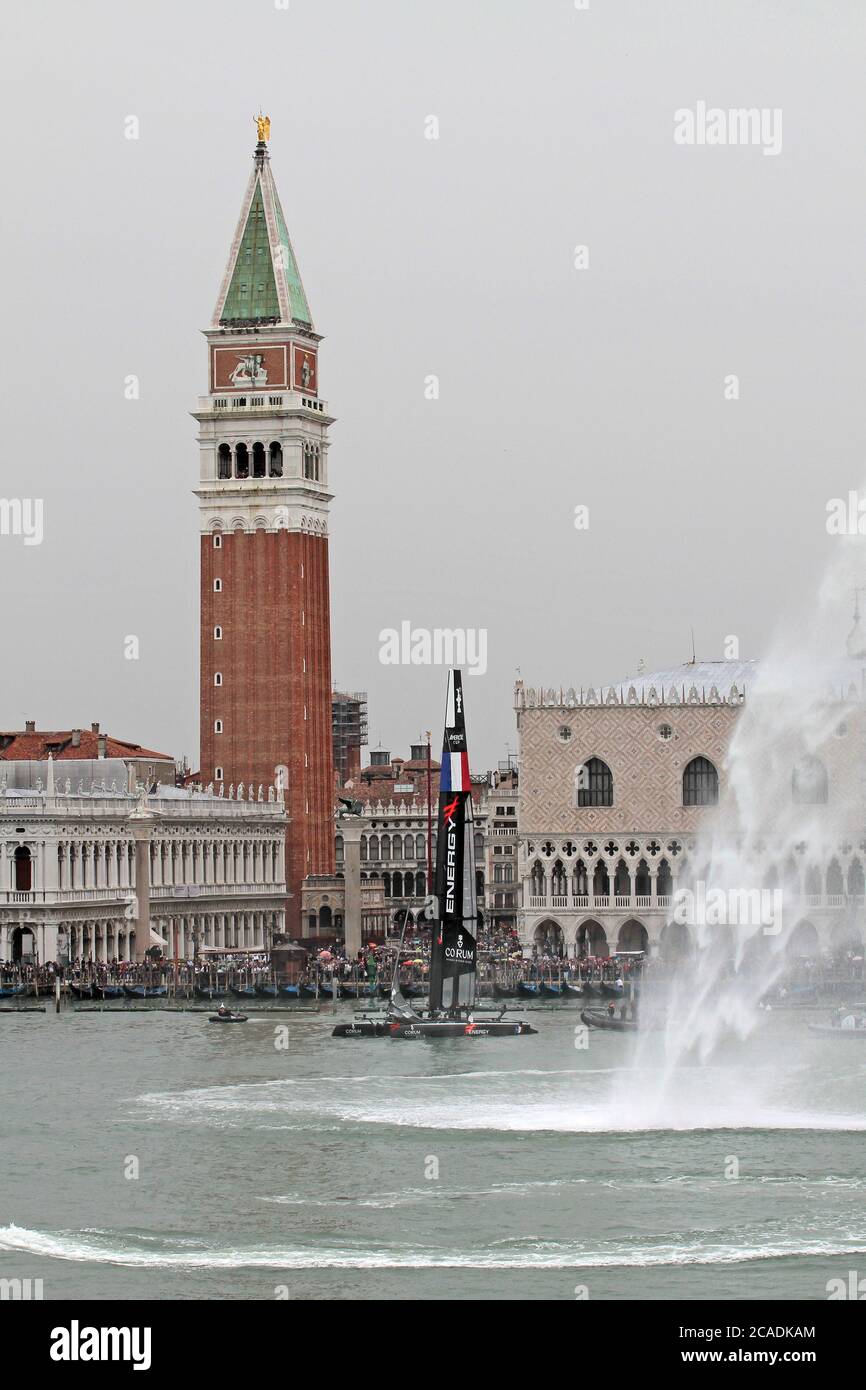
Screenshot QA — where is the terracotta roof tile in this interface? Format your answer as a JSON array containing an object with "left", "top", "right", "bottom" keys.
[{"left": 0, "top": 730, "right": 174, "bottom": 762}]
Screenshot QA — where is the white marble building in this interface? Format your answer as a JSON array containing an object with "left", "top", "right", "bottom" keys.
[{"left": 0, "top": 759, "right": 287, "bottom": 964}]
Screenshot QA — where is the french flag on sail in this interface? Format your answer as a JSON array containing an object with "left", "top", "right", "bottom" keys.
[{"left": 440, "top": 669, "right": 470, "bottom": 792}]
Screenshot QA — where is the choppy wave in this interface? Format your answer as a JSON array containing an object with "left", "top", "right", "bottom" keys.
[
  {"left": 134, "top": 1074, "right": 866, "bottom": 1135},
  {"left": 1, "top": 1222, "right": 864, "bottom": 1272}
]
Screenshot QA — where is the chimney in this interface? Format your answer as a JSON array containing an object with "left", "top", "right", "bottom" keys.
[
  {"left": 91, "top": 722, "right": 100, "bottom": 734},
  {"left": 98, "top": 735, "right": 107, "bottom": 759},
  {"left": 24, "top": 720, "right": 35, "bottom": 734},
  {"left": 71, "top": 729, "right": 81, "bottom": 748}
]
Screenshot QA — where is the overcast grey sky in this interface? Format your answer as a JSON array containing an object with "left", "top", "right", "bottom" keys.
[{"left": 1, "top": 0, "right": 865, "bottom": 770}]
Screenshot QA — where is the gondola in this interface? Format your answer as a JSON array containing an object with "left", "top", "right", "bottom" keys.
[
  {"left": 195, "top": 985, "right": 227, "bottom": 1000},
  {"left": 583, "top": 981, "right": 605, "bottom": 998},
  {"left": 580, "top": 1007, "right": 638, "bottom": 1032},
  {"left": 517, "top": 981, "right": 541, "bottom": 998},
  {"left": 208, "top": 1011, "right": 248, "bottom": 1024},
  {"left": 401, "top": 983, "right": 426, "bottom": 999},
  {"left": 70, "top": 983, "right": 96, "bottom": 999},
  {"left": 97, "top": 985, "right": 124, "bottom": 999},
  {"left": 122, "top": 984, "right": 167, "bottom": 999},
  {"left": 280, "top": 983, "right": 301, "bottom": 998},
  {"left": 230, "top": 984, "right": 257, "bottom": 999},
  {"left": 255, "top": 984, "right": 279, "bottom": 998},
  {"left": 492, "top": 982, "right": 519, "bottom": 999},
  {"left": 540, "top": 981, "right": 565, "bottom": 997},
  {"left": 601, "top": 982, "right": 624, "bottom": 998},
  {"left": 337, "top": 983, "right": 358, "bottom": 999},
  {"left": 562, "top": 982, "right": 584, "bottom": 997},
  {"left": 298, "top": 983, "right": 320, "bottom": 999},
  {"left": 0, "top": 985, "right": 25, "bottom": 998}
]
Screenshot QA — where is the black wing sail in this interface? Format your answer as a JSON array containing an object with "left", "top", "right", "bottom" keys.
[{"left": 428, "top": 669, "right": 478, "bottom": 1014}]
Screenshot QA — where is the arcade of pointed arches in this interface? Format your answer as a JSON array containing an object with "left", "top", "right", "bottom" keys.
[{"left": 528, "top": 914, "right": 859, "bottom": 959}]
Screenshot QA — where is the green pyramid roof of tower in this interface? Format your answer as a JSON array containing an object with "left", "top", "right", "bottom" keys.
[
  {"left": 221, "top": 184, "right": 280, "bottom": 323},
  {"left": 216, "top": 155, "right": 313, "bottom": 329},
  {"left": 272, "top": 186, "right": 312, "bottom": 326}
]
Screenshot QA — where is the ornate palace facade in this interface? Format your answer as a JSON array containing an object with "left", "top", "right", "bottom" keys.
[
  {"left": 0, "top": 759, "right": 287, "bottom": 964},
  {"left": 515, "top": 658, "right": 866, "bottom": 959}
]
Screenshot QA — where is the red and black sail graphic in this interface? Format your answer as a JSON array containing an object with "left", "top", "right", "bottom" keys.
[{"left": 428, "top": 669, "right": 478, "bottom": 1013}]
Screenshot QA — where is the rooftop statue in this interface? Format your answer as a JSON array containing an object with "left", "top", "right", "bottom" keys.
[{"left": 256, "top": 112, "right": 271, "bottom": 142}]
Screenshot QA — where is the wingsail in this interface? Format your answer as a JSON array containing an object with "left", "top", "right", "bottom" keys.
[{"left": 428, "top": 669, "right": 478, "bottom": 1013}]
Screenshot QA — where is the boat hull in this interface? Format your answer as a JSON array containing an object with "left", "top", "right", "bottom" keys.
[
  {"left": 332, "top": 1018, "right": 391, "bottom": 1038},
  {"left": 809, "top": 1024, "right": 866, "bottom": 1038},
  {"left": 208, "top": 1013, "right": 248, "bottom": 1024},
  {"left": 580, "top": 1007, "right": 638, "bottom": 1032},
  {"left": 389, "top": 1018, "right": 537, "bottom": 1039}
]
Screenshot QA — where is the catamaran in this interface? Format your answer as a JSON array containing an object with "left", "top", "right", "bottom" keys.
[{"left": 333, "top": 668, "right": 537, "bottom": 1040}]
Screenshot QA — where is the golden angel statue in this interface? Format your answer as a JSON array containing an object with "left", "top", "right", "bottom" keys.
[{"left": 255, "top": 113, "right": 271, "bottom": 143}]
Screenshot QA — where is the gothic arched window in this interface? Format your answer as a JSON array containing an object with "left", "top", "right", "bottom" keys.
[
  {"left": 577, "top": 757, "right": 613, "bottom": 807},
  {"left": 252, "top": 442, "right": 266, "bottom": 478},
  {"left": 234, "top": 443, "right": 249, "bottom": 479},
  {"left": 683, "top": 756, "right": 719, "bottom": 806},
  {"left": 217, "top": 444, "right": 232, "bottom": 479},
  {"left": 792, "top": 756, "right": 828, "bottom": 805},
  {"left": 269, "top": 441, "right": 283, "bottom": 477}
]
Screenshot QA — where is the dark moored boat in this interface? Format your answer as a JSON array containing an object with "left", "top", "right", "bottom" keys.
[
  {"left": 208, "top": 1011, "right": 248, "bottom": 1024},
  {"left": 809, "top": 1021, "right": 866, "bottom": 1038},
  {"left": 195, "top": 986, "right": 227, "bottom": 1000},
  {"left": 255, "top": 984, "right": 279, "bottom": 998},
  {"left": 123, "top": 984, "right": 167, "bottom": 999},
  {"left": 280, "top": 984, "right": 301, "bottom": 998},
  {"left": 0, "top": 985, "right": 25, "bottom": 998},
  {"left": 98, "top": 985, "right": 124, "bottom": 999},
  {"left": 230, "top": 985, "right": 257, "bottom": 999},
  {"left": 580, "top": 1007, "right": 638, "bottom": 1032},
  {"left": 541, "top": 981, "right": 565, "bottom": 998},
  {"left": 70, "top": 983, "right": 96, "bottom": 999},
  {"left": 563, "top": 982, "right": 584, "bottom": 998},
  {"left": 601, "top": 982, "right": 624, "bottom": 998},
  {"left": 299, "top": 983, "right": 320, "bottom": 999},
  {"left": 583, "top": 981, "right": 605, "bottom": 998},
  {"left": 337, "top": 983, "right": 358, "bottom": 1000},
  {"left": 493, "top": 982, "right": 519, "bottom": 999},
  {"left": 401, "top": 983, "right": 426, "bottom": 1000},
  {"left": 518, "top": 981, "right": 540, "bottom": 998}
]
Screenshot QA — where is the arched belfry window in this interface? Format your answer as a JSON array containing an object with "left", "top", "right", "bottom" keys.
[
  {"left": 217, "top": 444, "right": 232, "bottom": 479},
  {"left": 792, "top": 756, "right": 828, "bottom": 805},
  {"left": 235, "top": 443, "right": 249, "bottom": 479},
  {"left": 303, "top": 443, "right": 321, "bottom": 481},
  {"left": 683, "top": 756, "right": 719, "bottom": 806},
  {"left": 269, "top": 442, "right": 283, "bottom": 477},
  {"left": 577, "top": 757, "right": 613, "bottom": 807},
  {"left": 252, "top": 442, "right": 266, "bottom": 478}
]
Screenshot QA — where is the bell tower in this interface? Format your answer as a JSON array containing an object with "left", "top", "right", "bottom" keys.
[{"left": 195, "top": 119, "right": 335, "bottom": 932}]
